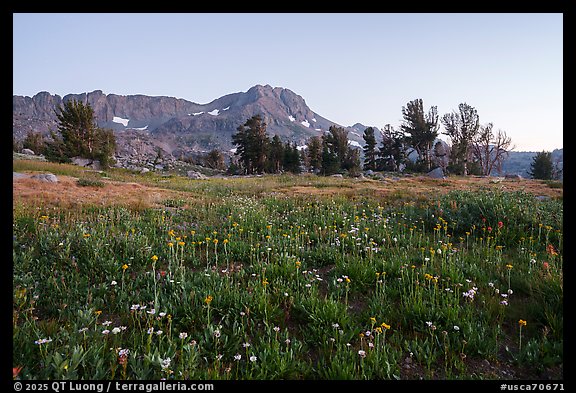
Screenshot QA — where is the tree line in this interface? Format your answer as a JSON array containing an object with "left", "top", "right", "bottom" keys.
[
  {"left": 230, "top": 99, "right": 522, "bottom": 178},
  {"left": 13, "top": 98, "right": 561, "bottom": 180}
]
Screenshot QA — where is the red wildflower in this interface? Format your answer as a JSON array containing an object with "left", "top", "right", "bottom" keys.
[
  {"left": 543, "top": 262, "right": 550, "bottom": 270},
  {"left": 498, "top": 221, "right": 503, "bottom": 229},
  {"left": 487, "top": 226, "right": 492, "bottom": 233},
  {"left": 13, "top": 366, "right": 23, "bottom": 379},
  {"left": 546, "top": 244, "right": 558, "bottom": 256}
]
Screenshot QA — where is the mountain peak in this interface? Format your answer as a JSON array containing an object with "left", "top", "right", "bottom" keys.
[{"left": 13, "top": 85, "right": 357, "bottom": 159}]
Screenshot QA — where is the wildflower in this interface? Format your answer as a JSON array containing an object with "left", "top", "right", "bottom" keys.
[
  {"left": 122, "top": 264, "right": 129, "bottom": 271},
  {"left": 13, "top": 366, "right": 23, "bottom": 379},
  {"left": 234, "top": 354, "right": 242, "bottom": 361},
  {"left": 34, "top": 338, "right": 52, "bottom": 345},
  {"left": 102, "top": 330, "right": 110, "bottom": 335},
  {"left": 147, "top": 309, "right": 156, "bottom": 315},
  {"left": 381, "top": 322, "right": 391, "bottom": 330},
  {"left": 159, "top": 312, "right": 166, "bottom": 318},
  {"left": 213, "top": 329, "right": 221, "bottom": 338},
  {"left": 507, "top": 289, "right": 513, "bottom": 295},
  {"left": 426, "top": 321, "right": 433, "bottom": 327},
  {"left": 273, "top": 326, "right": 280, "bottom": 332},
  {"left": 151, "top": 255, "right": 158, "bottom": 262},
  {"left": 102, "top": 320, "right": 112, "bottom": 326},
  {"left": 147, "top": 327, "right": 154, "bottom": 335},
  {"left": 370, "top": 317, "right": 377, "bottom": 324},
  {"left": 161, "top": 357, "right": 171, "bottom": 370},
  {"left": 83, "top": 233, "right": 91, "bottom": 238},
  {"left": 543, "top": 262, "right": 550, "bottom": 270},
  {"left": 204, "top": 295, "right": 213, "bottom": 305},
  {"left": 546, "top": 244, "right": 558, "bottom": 256},
  {"left": 111, "top": 280, "right": 118, "bottom": 286},
  {"left": 249, "top": 355, "right": 257, "bottom": 362},
  {"left": 118, "top": 348, "right": 130, "bottom": 365},
  {"left": 179, "top": 332, "right": 188, "bottom": 340},
  {"left": 358, "top": 350, "right": 367, "bottom": 358},
  {"left": 500, "top": 300, "right": 509, "bottom": 306},
  {"left": 95, "top": 310, "right": 102, "bottom": 316},
  {"left": 130, "top": 304, "right": 140, "bottom": 311},
  {"left": 112, "top": 327, "right": 121, "bottom": 335},
  {"left": 453, "top": 326, "right": 460, "bottom": 331},
  {"left": 156, "top": 330, "right": 163, "bottom": 335},
  {"left": 506, "top": 264, "right": 513, "bottom": 270},
  {"left": 518, "top": 319, "right": 527, "bottom": 327},
  {"left": 242, "top": 342, "right": 251, "bottom": 348},
  {"left": 285, "top": 338, "right": 291, "bottom": 345},
  {"left": 78, "top": 327, "right": 88, "bottom": 333},
  {"left": 498, "top": 221, "right": 504, "bottom": 229},
  {"left": 364, "top": 330, "right": 371, "bottom": 337}
]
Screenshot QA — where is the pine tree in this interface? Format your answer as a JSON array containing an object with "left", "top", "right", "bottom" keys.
[
  {"left": 441, "top": 103, "right": 480, "bottom": 176},
  {"left": 44, "top": 99, "right": 116, "bottom": 168},
  {"left": 401, "top": 99, "right": 439, "bottom": 171},
  {"left": 377, "top": 124, "right": 406, "bottom": 172},
  {"left": 268, "top": 135, "right": 284, "bottom": 173},
  {"left": 283, "top": 142, "right": 302, "bottom": 174},
  {"left": 529, "top": 151, "right": 554, "bottom": 180},
  {"left": 306, "top": 136, "right": 323, "bottom": 173},
  {"left": 232, "top": 115, "right": 270, "bottom": 175},
  {"left": 362, "top": 127, "right": 377, "bottom": 171}
]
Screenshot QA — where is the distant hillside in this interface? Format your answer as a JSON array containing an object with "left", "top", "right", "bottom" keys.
[{"left": 496, "top": 149, "right": 563, "bottom": 179}]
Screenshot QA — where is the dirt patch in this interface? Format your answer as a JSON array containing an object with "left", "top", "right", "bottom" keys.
[{"left": 13, "top": 174, "right": 186, "bottom": 210}]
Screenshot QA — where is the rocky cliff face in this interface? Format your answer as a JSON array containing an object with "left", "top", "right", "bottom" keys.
[{"left": 13, "top": 84, "right": 371, "bottom": 161}]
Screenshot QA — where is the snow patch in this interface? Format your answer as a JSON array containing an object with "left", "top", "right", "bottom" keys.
[
  {"left": 301, "top": 120, "right": 310, "bottom": 128},
  {"left": 223, "top": 106, "right": 230, "bottom": 111},
  {"left": 315, "top": 128, "right": 322, "bottom": 131},
  {"left": 348, "top": 140, "right": 362, "bottom": 148},
  {"left": 229, "top": 148, "right": 237, "bottom": 154},
  {"left": 288, "top": 115, "right": 296, "bottom": 122},
  {"left": 351, "top": 132, "right": 361, "bottom": 137},
  {"left": 132, "top": 125, "right": 148, "bottom": 131},
  {"left": 296, "top": 145, "right": 307, "bottom": 151},
  {"left": 113, "top": 116, "right": 129, "bottom": 127},
  {"left": 192, "top": 112, "right": 204, "bottom": 116},
  {"left": 312, "top": 118, "right": 317, "bottom": 122},
  {"left": 208, "top": 109, "right": 219, "bottom": 116}
]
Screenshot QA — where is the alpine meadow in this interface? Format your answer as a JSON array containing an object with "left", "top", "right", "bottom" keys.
[{"left": 13, "top": 156, "right": 563, "bottom": 380}]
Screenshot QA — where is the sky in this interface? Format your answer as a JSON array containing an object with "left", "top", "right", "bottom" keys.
[{"left": 13, "top": 13, "right": 563, "bottom": 152}]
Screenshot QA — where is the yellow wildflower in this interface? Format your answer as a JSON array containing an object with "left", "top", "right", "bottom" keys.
[{"left": 518, "top": 319, "right": 527, "bottom": 327}]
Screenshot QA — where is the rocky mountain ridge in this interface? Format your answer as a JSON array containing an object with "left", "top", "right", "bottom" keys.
[{"left": 13, "top": 85, "right": 376, "bottom": 163}]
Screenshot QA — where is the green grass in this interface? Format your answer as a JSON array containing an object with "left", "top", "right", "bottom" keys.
[{"left": 12, "top": 169, "right": 563, "bottom": 380}]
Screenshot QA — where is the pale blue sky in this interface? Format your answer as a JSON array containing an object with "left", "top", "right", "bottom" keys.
[{"left": 13, "top": 13, "right": 563, "bottom": 151}]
